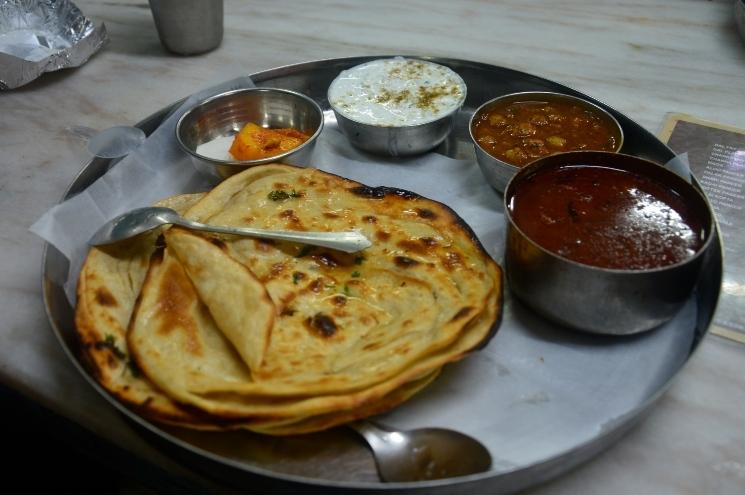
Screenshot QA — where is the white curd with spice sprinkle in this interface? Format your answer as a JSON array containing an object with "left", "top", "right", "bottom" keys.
[{"left": 328, "top": 58, "right": 466, "bottom": 127}]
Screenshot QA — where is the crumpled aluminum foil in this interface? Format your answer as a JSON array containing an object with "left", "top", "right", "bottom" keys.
[{"left": 0, "top": 0, "right": 107, "bottom": 89}]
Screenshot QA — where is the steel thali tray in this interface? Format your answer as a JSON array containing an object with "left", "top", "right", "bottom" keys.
[{"left": 42, "top": 56, "right": 723, "bottom": 494}]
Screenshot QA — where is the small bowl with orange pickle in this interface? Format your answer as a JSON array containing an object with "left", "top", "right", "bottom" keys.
[
  {"left": 176, "top": 88, "right": 324, "bottom": 178},
  {"left": 504, "top": 151, "right": 715, "bottom": 335},
  {"left": 469, "top": 91, "right": 623, "bottom": 192}
]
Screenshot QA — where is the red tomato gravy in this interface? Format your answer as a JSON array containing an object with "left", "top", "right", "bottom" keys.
[{"left": 508, "top": 164, "right": 706, "bottom": 270}]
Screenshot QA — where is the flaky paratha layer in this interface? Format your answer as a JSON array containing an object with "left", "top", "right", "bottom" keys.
[{"left": 177, "top": 165, "right": 501, "bottom": 397}]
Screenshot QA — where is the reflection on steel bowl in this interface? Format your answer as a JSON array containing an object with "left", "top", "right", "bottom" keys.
[
  {"left": 327, "top": 58, "right": 467, "bottom": 156},
  {"left": 470, "top": 92, "right": 624, "bottom": 192},
  {"left": 504, "top": 151, "right": 714, "bottom": 335},
  {"left": 176, "top": 88, "right": 324, "bottom": 178}
]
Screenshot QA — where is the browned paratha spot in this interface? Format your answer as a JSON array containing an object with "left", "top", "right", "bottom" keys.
[
  {"left": 451, "top": 307, "right": 473, "bottom": 321},
  {"left": 270, "top": 262, "right": 286, "bottom": 277},
  {"left": 210, "top": 238, "right": 227, "bottom": 250},
  {"left": 376, "top": 231, "right": 391, "bottom": 241},
  {"left": 396, "top": 344, "right": 412, "bottom": 355},
  {"left": 323, "top": 212, "right": 340, "bottom": 219},
  {"left": 332, "top": 295, "right": 347, "bottom": 306},
  {"left": 280, "top": 307, "right": 296, "bottom": 316},
  {"left": 306, "top": 313, "right": 338, "bottom": 338},
  {"left": 280, "top": 291, "right": 297, "bottom": 306},
  {"left": 156, "top": 262, "right": 203, "bottom": 356},
  {"left": 416, "top": 208, "right": 437, "bottom": 219},
  {"left": 274, "top": 182, "right": 290, "bottom": 189},
  {"left": 254, "top": 239, "right": 276, "bottom": 252},
  {"left": 243, "top": 215, "right": 255, "bottom": 223},
  {"left": 95, "top": 287, "right": 118, "bottom": 307},
  {"left": 349, "top": 186, "right": 420, "bottom": 200},
  {"left": 358, "top": 314, "right": 374, "bottom": 327},
  {"left": 443, "top": 252, "right": 463, "bottom": 271},
  {"left": 309, "top": 278, "right": 324, "bottom": 293},
  {"left": 94, "top": 335, "right": 126, "bottom": 361},
  {"left": 394, "top": 256, "right": 419, "bottom": 268},
  {"left": 363, "top": 341, "right": 383, "bottom": 351},
  {"left": 279, "top": 209, "right": 302, "bottom": 226},
  {"left": 312, "top": 252, "right": 340, "bottom": 268},
  {"left": 397, "top": 239, "right": 421, "bottom": 253},
  {"left": 362, "top": 215, "right": 377, "bottom": 223},
  {"left": 398, "top": 237, "right": 439, "bottom": 255}
]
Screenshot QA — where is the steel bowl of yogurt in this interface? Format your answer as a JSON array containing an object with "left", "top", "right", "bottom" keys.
[{"left": 327, "top": 58, "right": 467, "bottom": 156}]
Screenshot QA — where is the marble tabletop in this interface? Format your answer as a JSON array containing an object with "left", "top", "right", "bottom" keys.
[{"left": 3, "top": 0, "right": 745, "bottom": 493}]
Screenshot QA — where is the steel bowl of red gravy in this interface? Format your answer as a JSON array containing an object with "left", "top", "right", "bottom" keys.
[{"left": 504, "top": 151, "right": 715, "bottom": 335}]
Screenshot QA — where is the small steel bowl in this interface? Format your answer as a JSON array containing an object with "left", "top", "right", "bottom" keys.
[
  {"left": 176, "top": 88, "right": 324, "bottom": 178},
  {"left": 327, "top": 60, "right": 466, "bottom": 157},
  {"left": 504, "top": 151, "right": 715, "bottom": 335},
  {"left": 469, "top": 91, "right": 624, "bottom": 192},
  {"left": 330, "top": 108, "right": 461, "bottom": 157}
]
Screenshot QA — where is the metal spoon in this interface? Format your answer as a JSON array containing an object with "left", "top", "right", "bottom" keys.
[
  {"left": 89, "top": 206, "right": 372, "bottom": 253},
  {"left": 349, "top": 421, "right": 492, "bottom": 482}
]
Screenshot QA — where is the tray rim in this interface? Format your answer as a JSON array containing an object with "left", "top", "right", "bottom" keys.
[{"left": 40, "top": 54, "right": 724, "bottom": 493}]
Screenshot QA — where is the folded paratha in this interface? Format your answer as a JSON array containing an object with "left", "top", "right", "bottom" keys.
[{"left": 75, "top": 193, "right": 215, "bottom": 426}]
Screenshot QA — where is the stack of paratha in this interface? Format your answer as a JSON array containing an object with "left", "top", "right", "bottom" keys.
[{"left": 75, "top": 164, "right": 502, "bottom": 434}]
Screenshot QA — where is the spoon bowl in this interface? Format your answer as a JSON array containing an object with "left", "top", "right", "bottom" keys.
[
  {"left": 89, "top": 206, "right": 372, "bottom": 253},
  {"left": 349, "top": 421, "right": 492, "bottom": 482}
]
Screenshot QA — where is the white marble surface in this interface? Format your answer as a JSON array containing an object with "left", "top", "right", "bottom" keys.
[{"left": 2, "top": 0, "right": 745, "bottom": 493}]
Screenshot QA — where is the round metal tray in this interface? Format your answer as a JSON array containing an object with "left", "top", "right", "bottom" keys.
[{"left": 42, "top": 56, "right": 723, "bottom": 494}]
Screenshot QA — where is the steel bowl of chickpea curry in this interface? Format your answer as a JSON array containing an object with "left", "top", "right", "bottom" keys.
[{"left": 469, "top": 91, "right": 623, "bottom": 192}]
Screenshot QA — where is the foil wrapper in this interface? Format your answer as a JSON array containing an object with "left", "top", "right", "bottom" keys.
[{"left": 0, "top": 0, "right": 107, "bottom": 89}]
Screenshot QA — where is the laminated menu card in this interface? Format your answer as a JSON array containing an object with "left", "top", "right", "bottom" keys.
[{"left": 659, "top": 113, "right": 745, "bottom": 344}]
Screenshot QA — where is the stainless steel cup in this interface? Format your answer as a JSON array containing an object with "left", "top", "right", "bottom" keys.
[
  {"left": 736, "top": 0, "right": 745, "bottom": 44},
  {"left": 149, "top": 0, "right": 223, "bottom": 55}
]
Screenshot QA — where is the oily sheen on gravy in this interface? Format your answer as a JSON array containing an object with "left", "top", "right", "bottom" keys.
[{"left": 507, "top": 163, "right": 707, "bottom": 270}]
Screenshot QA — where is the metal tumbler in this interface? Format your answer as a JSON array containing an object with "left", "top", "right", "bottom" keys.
[{"left": 149, "top": 0, "right": 223, "bottom": 55}]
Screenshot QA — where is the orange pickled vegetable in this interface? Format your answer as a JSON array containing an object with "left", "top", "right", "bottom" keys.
[{"left": 229, "top": 123, "right": 310, "bottom": 161}]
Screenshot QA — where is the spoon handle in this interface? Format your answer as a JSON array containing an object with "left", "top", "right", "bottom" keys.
[{"left": 176, "top": 219, "right": 372, "bottom": 254}]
